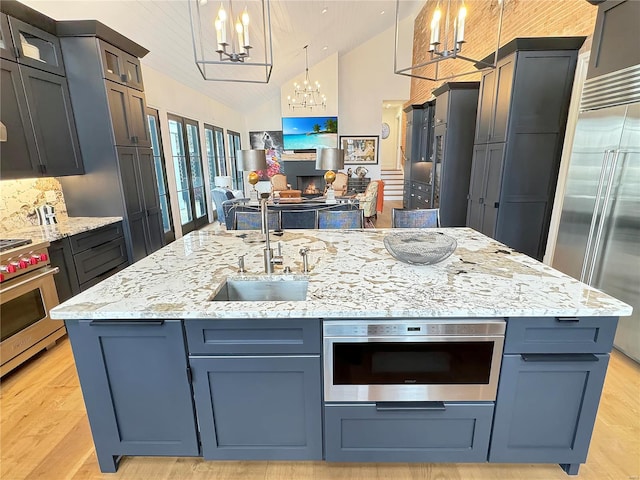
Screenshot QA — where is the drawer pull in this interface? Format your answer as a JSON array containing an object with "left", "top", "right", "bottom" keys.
[
  {"left": 521, "top": 354, "right": 598, "bottom": 362},
  {"left": 376, "top": 401, "right": 446, "bottom": 411},
  {"left": 556, "top": 316, "right": 580, "bottom": 322},
  {"left": 89, "top": 320, "right": 164, "bottom": 326}
]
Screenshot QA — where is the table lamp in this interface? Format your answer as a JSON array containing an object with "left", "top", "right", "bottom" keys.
[
  {"left": 238, "top": 149, "right": 267, "bottom": 203},
  {"left": 318, "top": 148, "right": 345, "bottom": 204}
]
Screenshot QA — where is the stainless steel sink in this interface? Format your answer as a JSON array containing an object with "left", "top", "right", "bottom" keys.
[{"left": 210, "top": 277, "right": 309, "bottom": 302}]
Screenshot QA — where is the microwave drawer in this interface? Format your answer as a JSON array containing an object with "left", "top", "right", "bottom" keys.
[
  {"left": 185, "top": 319, "right": 321, "bottom": 355},
  {"left": 324, "top": 402, "right": 493, "bottom": 463}
]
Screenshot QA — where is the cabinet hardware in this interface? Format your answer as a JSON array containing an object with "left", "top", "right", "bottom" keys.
[
  {"left": 131, "top": 136, "right": 138, "bottom": 144},
  {"left": 556, "top": 316, "right": 580, "bottom": 322},
  {"left": 494, "top": 202, "right": 499, "bottom": 208},
  {"left": 479, "top": 197, "right": 484, "bottom": 204},
  {"left": 521, "top": 354, "right": 598, "bottom": 362},
  {"left": 120, "top": 74, "right": 128, "bottom": 82},
  {"left": 88, "top": 320, "right": 165, "bottom": 326},
  {"left": 376, "top": 401, "right": 446, "bottom": 411}
]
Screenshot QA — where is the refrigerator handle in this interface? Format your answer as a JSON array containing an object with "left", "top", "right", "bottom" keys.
[
  {"left": 586, "top": 149, "right": 622, "bottom": 286},
  {"left": 580, "top": 150, "right": 613, "bottom": 282}
]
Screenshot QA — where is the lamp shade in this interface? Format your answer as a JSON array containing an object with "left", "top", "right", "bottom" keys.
[
  {"left": 318, "top": 147, "right": 344, "bottom": 171},
  {"left": 214, "top": 175, "right": 232, "bottom": 188},
  {"left": 238, "top": 149, "right": 268, "bottom": 171}
]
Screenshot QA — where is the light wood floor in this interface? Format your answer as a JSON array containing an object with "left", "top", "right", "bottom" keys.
[{"left": 1, "top": 337, "right": 638, "bottom": 480}]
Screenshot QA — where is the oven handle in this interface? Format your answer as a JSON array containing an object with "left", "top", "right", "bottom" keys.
[
  {"left": 324, "top": 334, "right": 505, "bottom": 343},
  {"left": 0, "top": 267, "right": 58, "bottom": 294},
  {"left": 376, "top": 401, "right": 446, "bottom": 411}
]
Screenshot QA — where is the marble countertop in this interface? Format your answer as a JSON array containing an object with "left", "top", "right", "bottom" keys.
[
  {"left": 50, "top": 226, "right": 632, "bottom": 321},
  {"left": 3, "top": 217, "right": 122, "bottom": 244}
]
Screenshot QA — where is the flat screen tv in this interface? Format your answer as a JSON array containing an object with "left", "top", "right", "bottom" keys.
[{"left": 282, "top": 116, "right": 338, "bottom": 151}]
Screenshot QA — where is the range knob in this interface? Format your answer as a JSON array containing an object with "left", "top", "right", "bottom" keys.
[
  {"left": 29, "top": 255, "right": 40, "bottom": 265},
  {"left": 0, "top": 273, "right": 4, "bottom": 282},
  {"left": 18, "top": 259, "right": 29, "bottom": 269},
  {"left": 6, "top": 264, "right": 17, "bottom": 273},
  {"left": 39, "top": 253, "right": 49, "bottom": 262}
]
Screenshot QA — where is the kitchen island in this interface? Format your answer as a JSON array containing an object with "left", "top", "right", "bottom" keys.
[{"left": 50, "top": 226, "right": 632, "bottom": 475}]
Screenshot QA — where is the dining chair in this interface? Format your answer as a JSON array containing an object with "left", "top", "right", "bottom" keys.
[
  {"left": 234, "top": 210, "right": 280, "bottom": 230},
  {"left": 391, "top": 208, "right": 440, "bottom": 228},
  {"left": 280, "top": 210, "right": 317, "bottom": 229},
  {"left": 317, "top": 209, "right": 364, "bottom": 229}
]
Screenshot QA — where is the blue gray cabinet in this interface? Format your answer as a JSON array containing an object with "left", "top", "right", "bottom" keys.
[
  {"left": 65, "top": 319, "right": 200, "bottom": 473},
  {"left": 467, "top": 37, "right": 584, "bottom": 260},
  {"left": 325, "top": 402, "right": 494, "bottom": 462},
  {"left": 190, "top": 355, "right": 322, "bottom": 460}
]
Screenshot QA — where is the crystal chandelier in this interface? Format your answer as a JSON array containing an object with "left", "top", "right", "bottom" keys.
[
  {"left": 288, "top": 46, "right": 327, "bottom": 110},
  {"left": 188, "top": 0, "right": 273, "bottom": 83}
]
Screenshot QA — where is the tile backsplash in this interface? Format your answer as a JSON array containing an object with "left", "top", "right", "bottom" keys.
[{"left": 0, "top": 177, "right": 68, "bottom": 233}]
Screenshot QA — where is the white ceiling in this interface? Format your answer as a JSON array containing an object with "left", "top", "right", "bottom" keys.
[{"left": 22, "top": 0, "right": 423, "bottom": 113}]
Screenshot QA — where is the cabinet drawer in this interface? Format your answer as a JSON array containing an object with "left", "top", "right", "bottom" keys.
[
  {"left": 79, "top": 261, "right": 128, "bottom": 292},
  {"left": 324, "top": 402, "right": 494, "bottom": 462},
  {"left": 186, "top": 319, "right": 321, "bottom": 355},
  {"left": 73, "top": 237, "right": 128, "bottom": 285},
  {"left": 504, "top": 316, "right": 618, "bottom": 354},
  {"left": 69, "top": 222, "right": 124, "bottom": 254}
]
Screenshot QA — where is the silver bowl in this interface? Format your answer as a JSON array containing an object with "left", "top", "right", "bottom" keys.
[{"left": 383, "top": 232, "right": 457, "bottom": 265}]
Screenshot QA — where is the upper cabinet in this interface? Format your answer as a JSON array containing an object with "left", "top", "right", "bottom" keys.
[
  {"left": 99, "top": 39, "right": 144, "bottom": 91},
  {"left": 587, "top": 0, "right": 640, "bottom": 79},
  {"left": 0, "top": 8, "right": 83, "bottom": 179}
]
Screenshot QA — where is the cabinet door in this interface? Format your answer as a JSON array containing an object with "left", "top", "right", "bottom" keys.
[
  {"left": 190, "top": 355, "right": 322, "bottom": 461},
  {"left": 7, "top": 17, "right": 65, "bottom": 76},
  {"left": 127, "top": 88, "right": 151, "bottom": 148},
  {"left": 490, "top": 353, "right": 609, "bottom": 465},
  {"left": 48, "top": 237, "right": 80, "bottom": 303},
  {"left": 490, "top": 58, "right": 515, "bottom": 143},
  {"left": 106, "top": 80, "right": 133, "bottom": 146},
  {"left": 0, "top": 60, "right": 39, "bottom": 178},
  {"left": 466, "top": 145, "right": 488, "bottom": 231},
  {"left": 475, "top": 70, "right": 495, "bottom": 144},
  {"left": 587, "top": 0, "right": 640, "bottom": 79},
  {"left": 137, "top": 148, "right": 165, "bottom": 253},
  {"left": 117, "top": 146, "right": 148, "bottom": 262},
  {"left": 65, "top": 320, "right": 199, "bottom": 473},
  {"left": 0, "top": 14, "right": 16, "bottom": 60},
  {"left": 98, "top": 39, "right": 144, "bottom": 90},
  {"left": 482, "top": 143, "right": 505, "bottom": 237},
  {"left": 19, "top": 65, "right": 84, "bottom": 176}
]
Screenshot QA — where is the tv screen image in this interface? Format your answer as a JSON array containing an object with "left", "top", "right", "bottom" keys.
[{"left": 282, "top": 116, "right": 338, "bottom": 151}]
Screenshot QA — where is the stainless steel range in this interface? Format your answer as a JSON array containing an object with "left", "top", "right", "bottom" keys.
[{"left": 0, "top": 239, "right": 64, "bottom": 376}]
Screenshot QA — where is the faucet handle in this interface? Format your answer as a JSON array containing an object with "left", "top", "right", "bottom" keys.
[
  {"left": 238, "top": 255, "right": 246, "bottom": 273},
  {"left": 277, "top": 241, "right": 282, "bottom": 257},
  {"left": 299, "top": 247, "right": 309, "bottom": 256}
]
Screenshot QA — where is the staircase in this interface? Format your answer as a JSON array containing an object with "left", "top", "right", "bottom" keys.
[{"left": 381, "top": 169, "right": 405, "bottom": 201}]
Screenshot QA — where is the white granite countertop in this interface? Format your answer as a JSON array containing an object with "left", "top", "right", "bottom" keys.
[
  {"left": 50, "top": 226, "right": 632, "bottom": 321},
  {"left": 3, "top": 217, "right": 122, "bottom": 244}
]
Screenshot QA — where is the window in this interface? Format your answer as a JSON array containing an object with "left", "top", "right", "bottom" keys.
[
  {"left": 227, "top": 130, "right": 242, "bottom": 189},
  {"left": 204, "top": 124, "right": 227, "bottom": 180},
  {"left": 146, "top": 108, "right": 175, "bottom": 244},
  {"left": 168, "top": 114, "right": 208, "bottom": 234}
]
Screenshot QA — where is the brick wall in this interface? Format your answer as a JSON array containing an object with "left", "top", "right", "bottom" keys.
[{"left": 408, "top": 0, "right": 597, "bottom": 105}]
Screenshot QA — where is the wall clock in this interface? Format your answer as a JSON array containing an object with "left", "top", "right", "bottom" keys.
[{"left": 381, "top": 122, "right": 390, "bottom": 139}]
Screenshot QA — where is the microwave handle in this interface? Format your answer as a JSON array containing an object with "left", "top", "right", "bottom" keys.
[{"left": 376, "top": 401, "right": 446, "bottom": 411}]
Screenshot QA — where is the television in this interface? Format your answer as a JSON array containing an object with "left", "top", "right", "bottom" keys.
[{"left": 282, "top": 116, "right": 338, "bottom": 151}]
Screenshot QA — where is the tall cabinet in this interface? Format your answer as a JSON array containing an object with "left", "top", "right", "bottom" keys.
[
  {"left": 56, "top": 21, "right": 164, "bottom": 263},
  {"left": 467, "top": 37, "right": 585, "bottom": 260},
  {"left": 431, "top": 82, "right": 479, "bottom": 226},
  {"left": 403, "top": 101, "right": 435, "bottom": 209}
]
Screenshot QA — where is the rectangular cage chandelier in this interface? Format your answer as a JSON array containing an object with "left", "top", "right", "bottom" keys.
[
  {"left": 189, "top": 0, "right": 273, "bottom": 83},
  {"left": 394, "top": 0, "right": 505, "bottom": 82}
]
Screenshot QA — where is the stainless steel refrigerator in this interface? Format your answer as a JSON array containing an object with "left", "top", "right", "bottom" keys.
[{"left": 553, "top": 99, "right": 639, "bottom": 362}]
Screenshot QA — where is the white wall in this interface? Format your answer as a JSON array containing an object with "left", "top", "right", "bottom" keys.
[
  {"left": 381, "top": 103, "right": 404, "bottom": 170},
  {"left": 143, "top": 65, "right": 245, "bottom": 236}
]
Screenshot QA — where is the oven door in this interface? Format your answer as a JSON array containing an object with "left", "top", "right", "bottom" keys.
[
  {"left": 0, "top": 267, "right": 62, "bottom": 369},
  {"left": 323, "top": 335, "right": 504, "bottom": 402}
]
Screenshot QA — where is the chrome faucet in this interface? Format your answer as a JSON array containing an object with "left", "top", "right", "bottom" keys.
[
  {"left": 260, "top": 194, "right": 283, "bottom": 273},
  {"left": 299, "top": 247, "right": 310, "bottom": 273}
]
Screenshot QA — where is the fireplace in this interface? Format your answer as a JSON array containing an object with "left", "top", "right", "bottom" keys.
[{"left": 298, "top": 176, "right": 325, "bottom": 196}]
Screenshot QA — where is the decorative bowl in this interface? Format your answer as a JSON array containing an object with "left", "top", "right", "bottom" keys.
[{"left": 383, "top": 232, "right": 457, "bottom": 265}]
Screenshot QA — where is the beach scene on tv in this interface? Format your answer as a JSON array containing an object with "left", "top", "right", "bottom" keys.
[{"left": 282, "top": 116, "right": 338, "bottom": 150}]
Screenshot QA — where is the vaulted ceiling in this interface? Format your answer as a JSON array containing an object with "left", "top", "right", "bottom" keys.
[{"left": 22, "top": 0, "right": 423, "bottom": 113}]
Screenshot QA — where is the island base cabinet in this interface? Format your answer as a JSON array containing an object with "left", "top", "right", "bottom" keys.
[
  {"left": 190, "top": 356, "right": 323, "bottom": 460},
  {"left": 65, "top": 320, "right": 200, "bottom": 473},
  {"left": 324, "top": 403, "right": 494, "bottom": 462},
  {"left": 489, "top": 353, "right": 610, "bottom": 473}
]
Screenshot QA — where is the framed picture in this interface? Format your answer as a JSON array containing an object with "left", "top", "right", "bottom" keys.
[{"left": 340, "top": 135, "right": 379, "bottom": 165}]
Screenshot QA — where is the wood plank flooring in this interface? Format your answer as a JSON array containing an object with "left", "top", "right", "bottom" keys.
[
  {"left": 2, "top": 206, "right": 638, "bottom": 479},
  {"left": 2, "top": 338, "right": 638, "bottom": 479}
]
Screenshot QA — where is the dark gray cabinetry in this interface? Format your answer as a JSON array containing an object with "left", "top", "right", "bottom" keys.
[
  {"left": 325, "top": 403, "right": 494, "bottom": 462},
  {"left": 186, "top": 319, "right": 323, "bottom": 460},
  {"left": 49, "top": 222, "right": 128, "bottom": 302},
  {"left": 467, "top": 38, "right": 584, "bottom": 260},
  {"left": 0, "top": 12, "right": 83, "bottom": 178},
  {"left": 58, "top": 28, "right": 163, "bottom": 263},
  {"left": 431, "top": 82, "right": 479, "bottom": 226},
  {"left": 346, "top": 177, "right": 370, "bottom": 194},
  {"left": 403, "top": 102, "right": 436, "bottom": 209},
  {"left": 117, "top": 147, "right": 164, "bottom": 262},
  {"left": 98, "top": 38, "right": 144, "bottom": 91},
  {"left": 65, "top": 320, "right": 200, "bottom": 473},
  {"left": 587, "top": 0, "right": 640, "bottom": 80},
  {"left": 490, "top": 316, "right": 618, "bottom": 475}
]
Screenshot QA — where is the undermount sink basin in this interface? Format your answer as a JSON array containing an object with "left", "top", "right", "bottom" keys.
[{"left": 210, "top": 277, "right": 309, "bottom": 302}]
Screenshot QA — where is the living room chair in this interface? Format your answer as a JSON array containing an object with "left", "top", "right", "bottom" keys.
[
  {"left": 392, "top": 208, "right": 440, "bottom": 228},
  {"left": 234, "top": 210, "right": 280, "bottom": 230},
  {"left": 332, "top": 172, "right": 348, "bottom": 196},
  {"left": 356, "top": 180, "right": 380, "bottom": 227},
  {"left": 270, "top": 173, "right": 290, "bottom": 192},
  {"left": 212, "top": 187, "right": 234, "bottom": 226},
  {"left": 317, "top": 209, "right": 364, "bottom": 229}
]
